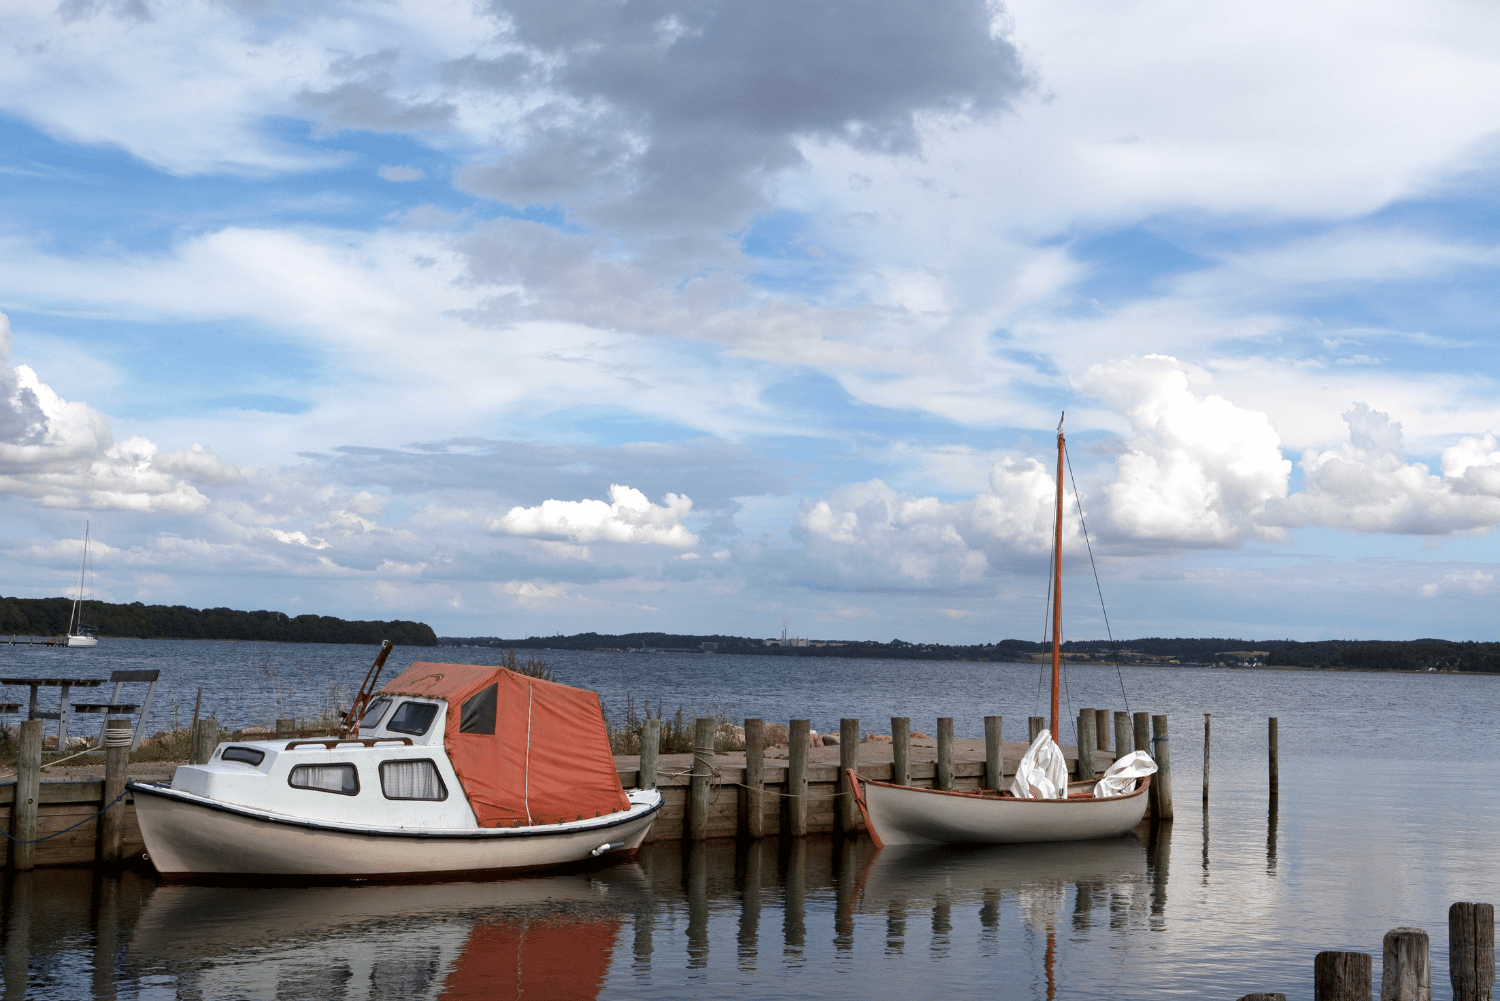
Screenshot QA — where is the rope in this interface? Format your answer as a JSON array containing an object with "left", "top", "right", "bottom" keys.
[
  {"left": 1, "top": 790, "right": 129, "bottom": 845},
  {"left": 1064, "top": 445, "right": 1131, "bottom": 715},
  {"left": 656, "top": 765, "right": 851, "bottom": 802}
]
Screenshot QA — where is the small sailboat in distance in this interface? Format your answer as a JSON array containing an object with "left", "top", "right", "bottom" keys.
[{"left": 65, "top": 522, "right": 98, "bottom": 648}]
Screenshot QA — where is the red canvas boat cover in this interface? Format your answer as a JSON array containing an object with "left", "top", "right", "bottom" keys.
[{"left": 379, "top": 662, "right": 629, "bottom": 827}]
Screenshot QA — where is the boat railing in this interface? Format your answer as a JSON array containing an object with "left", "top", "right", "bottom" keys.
[{"left": 283, "top": 737, "right": 415, "bottom": 751}]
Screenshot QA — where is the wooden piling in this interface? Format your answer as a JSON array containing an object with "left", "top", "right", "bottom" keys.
[
  {"left": 936, "top": 718, "right": 954, "bottom": 791},
  {"left": 743, "top": 718, "right": 764, "bottom": 838},
  {"left": 1203, "top": 714, "right": 1211, "bottom": 806},
  {"left": 788, "top": 720, "right": 809, "bottom": 837},
  {"left": 275, "top": 717, "right": 295, "bottom": 735},
  {"left": 1114, "top": 711, "right": 1131, "bottom": 761},
  {"left": 1237, "top": 995, "right": 1287, "bottom": 1001},
  {"left": 839, "top": 719, "right": 859, "bottom": 832},
  {"left": 1029, "top": 716, "right": 1044, "bottom": 743},
  {"left": 1076, "top": 710, "right": 1096, "bottom": 780},
  {"left": 983, "top": 716, "right": 1002, "bottom": 790},
  {"left": 1133, "top": 711, "right": 1151, "bottom": 755},
  {"left": 639, "top": 718, "right": 661, "bottom": 789},
  {"left": 1095, "top": 708, "right": 1110, "bottom": 752},
  {"left": 1269, "top": 717, "right": 1279, "bottom": 799},
  {"left": 192, "top": 719, "right": 219, "bottom": 765},
  {"left": 1315, "top": 951, "right": 1372, "bottom": 1001},
  {"left": 10, "top": 719, "right": 41, "bottom": 871},
  {"left": 1449, "top": 902, "right": 1494, "bottom": 1001},
  {"left": 689, "top": 717, "right": 714, "bottom": 841},
  {"left": 100, "top": 719, "right": 131, "bottom": 865},
  {"left": 891, "top": 717, "right": 910, "bottom": 786},
  {"left": 1150, "top": 715, "right": 1173, "bottom": 821},
  {"left": 1382, "top": 926, "right": 1430, "bottom": 1001}
]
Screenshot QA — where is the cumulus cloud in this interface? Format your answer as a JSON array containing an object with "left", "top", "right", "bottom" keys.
[
  {"left": 495, "top": 484, "right": 698, "bottom": 547},
  {"left": 1419, "top": 570, "right": 1497, "bottom": 599},
  {"left": 1275, "top": 405, "right": 1500, "bottom": 534},
  {"left": 1080, "top": 356, "right": 1292, "bottom": 546}
]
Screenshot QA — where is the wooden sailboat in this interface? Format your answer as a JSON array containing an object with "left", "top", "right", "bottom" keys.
[
  {"left": 64, "top": 522, "right": 98, "bottom": 648},
  {"left": 849, "top": 416, "right": 1153, "bottom": 846}
]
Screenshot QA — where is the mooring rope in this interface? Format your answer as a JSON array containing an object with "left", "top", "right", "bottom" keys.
[
  {"left": 0, "top": 790, "right": 130, "bottom": 845},
  {"left": 1064, "top": 445, "right": 1131, "bottom": 715}
]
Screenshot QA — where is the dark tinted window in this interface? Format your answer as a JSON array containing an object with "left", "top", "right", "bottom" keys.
[
  {"left": 360, "top": 697, "right": 392, "bottom": 729},
  {"left": 459, "top": 684, "right": 496, "bottom": 735},
  {"left": 387, "top": 701, "right": 439, "bottom": 736},
  {"left": 221, "top": 746, "right": 265, "bottom": 766},
  {"left": 288, "top": 763, "right": 359, "bottom": 796}
]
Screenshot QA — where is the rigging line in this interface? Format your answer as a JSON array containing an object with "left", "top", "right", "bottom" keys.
[{"left": 1064, "top": 447, "right": 1131, "bottom": 716}]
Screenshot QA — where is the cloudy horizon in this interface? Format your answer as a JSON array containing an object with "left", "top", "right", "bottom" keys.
[{"left": 5, "top": 0, "right": 1500, "bottom": 643}]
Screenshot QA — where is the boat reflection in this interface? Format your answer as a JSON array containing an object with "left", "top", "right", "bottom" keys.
[{"left": 127, "top": 866, "right": 650, "bottom": 1001}]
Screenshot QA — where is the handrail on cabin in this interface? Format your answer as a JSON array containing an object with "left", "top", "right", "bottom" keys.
[{"left": 283, "top": 737, "right": 414, "bottom": 750}]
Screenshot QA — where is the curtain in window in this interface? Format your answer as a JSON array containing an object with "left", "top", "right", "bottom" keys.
[
  {"left": 381, "top": 759, "right": 447, "bottom": 800},
  {"left": 290, "top": 763, "right": 358, "bottom": 795}
]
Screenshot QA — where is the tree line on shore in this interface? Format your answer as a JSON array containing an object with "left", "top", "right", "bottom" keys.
[
  {"left": 0, "top": 596, "right": 437, "bottom": 646},
  {"left": 439, "top": 631, "right": 1500, "bottom": 672}
]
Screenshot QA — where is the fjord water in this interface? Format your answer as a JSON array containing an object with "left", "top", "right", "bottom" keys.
[{"left": 3, "top": 640, "right": 1498, "bottom": 999}]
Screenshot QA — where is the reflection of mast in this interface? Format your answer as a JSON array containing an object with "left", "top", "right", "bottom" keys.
[{"left": 1044, "top": 923, "right": 1057, "bottom": 1001}]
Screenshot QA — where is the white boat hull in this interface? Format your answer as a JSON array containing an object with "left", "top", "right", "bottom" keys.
[
  {"left": 65, "top": 634, "right": 97, "bottom": 648},
  {"left": 129, "top": 782, "right": 662, "bottom": 878},
  {"left": 852, "top": 772, "right": 1150, "bottom": 847}
]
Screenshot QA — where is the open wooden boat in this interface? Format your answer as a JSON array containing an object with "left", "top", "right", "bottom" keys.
[
  {"left": 129, "top": 660, "right": 661, "bottom": 878},
  {"left": 849, "top": 415, "right": 1154, "bottom": 846}
]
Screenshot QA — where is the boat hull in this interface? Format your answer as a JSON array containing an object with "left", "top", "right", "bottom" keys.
[
  {"left": 129, "top": 782, "right": 662, "bottom": 878},
  {"left": 853, "top": 773, "right": 1150, "bottom": 847},
  {"left": 65, "top": 634, "right": 97, "bottom": 648}
]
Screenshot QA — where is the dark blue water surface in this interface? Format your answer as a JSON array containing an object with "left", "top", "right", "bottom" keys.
[{"left": 2, "top": 640, "right": 1498, "bottom": 999}]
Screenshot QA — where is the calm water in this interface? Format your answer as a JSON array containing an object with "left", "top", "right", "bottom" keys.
[{"left": 3, "top": 640, "right": 1499, "bottom": 999}]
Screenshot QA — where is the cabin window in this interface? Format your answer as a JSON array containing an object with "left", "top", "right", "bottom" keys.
[
  {"left": 380, "top": 759, "right": 448, "bottom": 801},
  {"left": 360, "top": 697, "right": 392, "bottom": 729},
  {"left": 288, "top": 763, "right": 359, "bottom": 796},
  {"left": 459, "top": 684, "right": 496, "bottom": 735},
  {"left": 221, "top": 746, "right": 265, "bottom": 767},
  {"left": 386, "top": 701, "right": 439, "bottom": 736}
]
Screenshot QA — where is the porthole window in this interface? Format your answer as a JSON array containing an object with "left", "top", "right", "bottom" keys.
[
  {"left": 380, "top": 759, "right": 448, "bottom": 801},
  {"left": 289, "top": 763, "right": 359, "bottom": 796},
  {"left": 386, "top": 701, "right": 439, "bottom": 736},
  {"left": 221, "top": 746, "right": 265, "bottom": 767}
]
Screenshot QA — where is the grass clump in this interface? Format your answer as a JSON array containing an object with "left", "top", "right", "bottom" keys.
[{"left": 603, "top": 693, "right": 745, "bottom": 754}]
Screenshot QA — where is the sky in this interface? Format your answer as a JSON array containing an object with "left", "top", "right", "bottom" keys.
[{"left": 5, "top": 0, "right": 1500, "bottom": 644}]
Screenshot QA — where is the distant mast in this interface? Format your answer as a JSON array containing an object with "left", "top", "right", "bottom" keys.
[{"left": 1051, "top": 415, "right": 1064, "bottom": 740}]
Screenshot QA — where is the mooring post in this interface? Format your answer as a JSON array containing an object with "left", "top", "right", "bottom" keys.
[
  {"left": 983, "top": 715, "right": 1002, "bottom": 790},
  {"left": 100, "top": 719, "right": 132, "bottom": 865},
  {"left": 275, "top": 717, "right": 295, "bottom": 736},
  {"left": 1450, "top": 902, "right": 1495, "bottom": 1001},
  {"left": 788, "top": 720, "right": 809, "bottom": 837},
  {"left": 639, "top": 718, "right": 661, "bottom": 789},
  {"left": 1114, "top": 711, "right": 1131, "bottom": 761},
  {"left": 1382, "top": 926, "right": 1431, "bottom": 1001},
  {"left": 936, "top": 718, "right": 954, "bottom": 790},
  {"left": 1133, "top": 711, "right": 1151, "bottom": 755},
  {"left": 192, "top": 718, "right": 219, "bottom": 765},
  {"left": 1095, "top": 708, "right": 1110, "bottom": 752},
  {"left": 1237, "top": 994, "right": 1287, "bottom": 1001},
  {"left": 1076, "top": 710, "right": 1096, "bottom": 780},
  {"left": 689, "top": 717, "right": 714, "bottom": 841},
  {"left": 743, "top": 718, "right": 764, "bottom": 838},
  {"left": 839, "top": 718, "right": 859, "bottom": 832},
  {"left": 1150, "top": 715, "right": 1173, "bottom": 821},
  {"left": 1028, "top": 716, "right": 1044, "bottom": 743},
  {"left": 11, "top": 719, "right": 42, "bottom": 871},
  {"left": 1203, "top": 714, "right": 1211, "bottom": 806},
  {"left": 891, "top": 717, "right": 910, "bottom": 786},
  {"left": 1315, "top": 951, "right": 1372, "bottom": 1001},
  {"left": 1269, "top": 717, "right": 1280, "bottom": 800}
]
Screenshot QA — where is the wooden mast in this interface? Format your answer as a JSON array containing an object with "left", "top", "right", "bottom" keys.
[{"left": 1051, "top": 416, "right": 1063, "bottom": 739}]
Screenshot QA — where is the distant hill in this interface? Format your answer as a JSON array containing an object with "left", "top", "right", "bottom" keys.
[
  {"left": 0, "top": 596, "right": 437, "bottom": 646},
  {"left": 438, "top": 631, "right": 1500, "bottom": 672}
]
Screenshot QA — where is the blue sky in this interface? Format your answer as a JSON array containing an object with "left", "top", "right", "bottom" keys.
[{"left": 5, "top": 0, "right": 1500, "bottom": 643}]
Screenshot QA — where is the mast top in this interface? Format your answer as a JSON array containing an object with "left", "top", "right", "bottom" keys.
[{"left": 1057, "top": 411, "right": 1065, "bottom": 434}]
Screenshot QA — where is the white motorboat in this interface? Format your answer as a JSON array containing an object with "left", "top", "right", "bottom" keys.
[
  {"left": 128, "top": 659, "right": 661, "bottom": 878},
  {"left": 849, "top": 414, "right": 1155, "bottom": 846}
]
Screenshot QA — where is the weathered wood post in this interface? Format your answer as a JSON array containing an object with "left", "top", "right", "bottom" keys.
[
  {"left": 639, "top": 718, "right": 660, "bottom": 789},
  {"left": 839, "top": 719, "right": 859, "bottom": 832},
  {"left": 1237, "top": 994, "right": 1287, "bottom": 1001},
  {"left": 1114, "top": 711, "right": 1132, "bottom": 761},
  {"left": 1133, "top": 711, "right": 1151, "bottom": 755},
  {"left": 891, "top": 717, "right": 910, "bottom": 786},
  {"left": 1028, "top": 716, "right": 1044, "bottom": 743},
  {"left": 936, "top": 718, "right": 954, "bottom": 791},
  {"left": 275, "top": 717, "right": 295, "bottom": 736},
  {"left": 689, "top": 717, "right": 714, "bottom": 841},
  {"left": 1203, "top": 714, "right": 1211, "bottom": 806},
  {"left": 1151, "top": 715, "right": 1173, "bottom": 821},
  {"left": 100, "top": 719, "right": 132, "bottom": 865},
  {"left": 1450, "top": 902, "right": 1495, "bottom": 1001},
  {"left": 11, "top": 719, "right": 42, "bottom": 871},
  {"left": 788, "top": 720, "right": 809, "bottom": 837},
  {"left": 983, "top": 715, "right": 1002, "bottom": 790},
  {"left": 1382, "top": 926, "right": 1430, "bottom": 1001},
  {"left": 1077, "top": 710, "right": 1097, "bottom": 780},
  {"left": 1095, "top": 708, "right": 1110, "bottom": 752},
  {"left": 1269, "top": 717, "right": 1279, "bottom": 799},
  {"left": 743, "top": 718, "right": 764, "bottom": 838},
  {"left": 1315, "top": 951, "right": 1372, "bottom": 1001}
]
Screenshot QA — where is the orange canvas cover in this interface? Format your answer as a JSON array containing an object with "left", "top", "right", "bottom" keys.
[{"left": 379, "top": 662, "right": 629, "bottom": 826}]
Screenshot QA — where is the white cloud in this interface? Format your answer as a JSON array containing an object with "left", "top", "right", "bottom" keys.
[
  {"left": 378, "top": 165, "right": 426, "bottom": 182},
  {"left": 495, "top": 484, "right": 698, "bottom": 547},
  {"left": 268, "top": 529, "right": 329, "bottom": 549},
  {"left": 1420, "top": 570, "right": 1497, "bottom": 599},
  {"left": 1079, "top": 356, "right": 1291, "bottom": 546}
]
